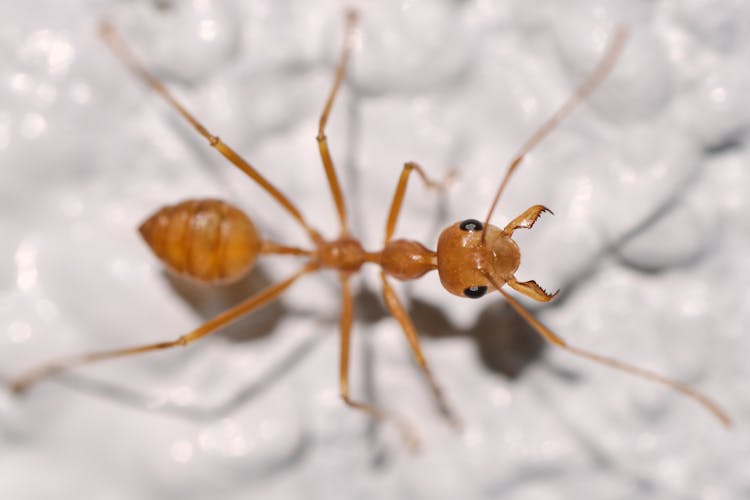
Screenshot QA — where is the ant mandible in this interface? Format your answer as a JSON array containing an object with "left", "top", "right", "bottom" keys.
[{"left": 8, "top": 11, "right": 731, "bottom": 449}]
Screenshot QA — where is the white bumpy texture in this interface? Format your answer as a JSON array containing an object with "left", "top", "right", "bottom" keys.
[{"left": 1, "top": 1, "right": 748, "bottom": 499}]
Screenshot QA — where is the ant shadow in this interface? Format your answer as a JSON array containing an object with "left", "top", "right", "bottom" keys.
[
  {"left": 354, "top": 287, "right": 546, "bottom": 380},
  {"left": 163, "top": 267, "right": 291, "bottom": 343}
]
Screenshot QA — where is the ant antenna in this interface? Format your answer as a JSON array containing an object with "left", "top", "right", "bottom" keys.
[
  {"left": 483, "top": 273, "right": 732, "bottom": 427},
  {"left": 481, "top": 26, "right": 629, "bottom": 243}
]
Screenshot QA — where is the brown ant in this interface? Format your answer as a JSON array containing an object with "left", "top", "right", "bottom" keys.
[{"left": 8, "top": 11, "right": 731, "bottom": 449}]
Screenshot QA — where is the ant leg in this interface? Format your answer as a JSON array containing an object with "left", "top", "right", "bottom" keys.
[
  {"left": 482, "top": 27, "right": 629, "bottom": 238},
  {"left": 337, "top": 273, "right": 420, "bottom": 451},
  {"left": 380, "top": 272, "right": 462, "bottom": 429},
  {"left": 384, "top": 162, "right": 454, "bottom": 243},
  {"left": 507, "top": 277, "right": 558, "bottom": 303},
  {"left": 99, "top": 22, "right": 322, "bottom": 244},
  {"left": 9, "top": 264, "right": 318, "bottom": 394},
  {"left": 491, "top": 282, "right": 732, "bottom": 427},
  {"left": 317, "top": 11, "right": 358, "bottom": 237},
  {"left": 503, "top": 205, "right": 552, "bottom": 236}
]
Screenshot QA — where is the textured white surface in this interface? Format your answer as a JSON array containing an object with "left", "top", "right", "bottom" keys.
[{"left": 1, "top": 1, "right": 749, "bottom": 499}]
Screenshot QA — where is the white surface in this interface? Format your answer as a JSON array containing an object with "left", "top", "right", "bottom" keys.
[{"left": 1, "top": 1, "right": 748, "bottom": 499}]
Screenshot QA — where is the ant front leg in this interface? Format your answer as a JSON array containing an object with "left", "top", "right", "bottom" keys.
[
  {"left": 384, "top": 162, "right": 453, "bottom": 242},
  {"left": 337, "top": 273, "right": 420, "bottom": 451},
  {"left": 380, "top": 273, "right": 462, "bottom": 429},
  {"left": 379, "top": 161, "right": 459, "bottom": 426}
]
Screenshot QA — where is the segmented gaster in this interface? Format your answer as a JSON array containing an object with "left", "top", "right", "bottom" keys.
[{"left": 138, "top": 199, "right": 261, "bottom": 283}]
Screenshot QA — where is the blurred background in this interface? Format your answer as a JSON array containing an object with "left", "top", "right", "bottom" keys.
[{"left": 1, "top": 1, "right": 748, "bottom": 499}]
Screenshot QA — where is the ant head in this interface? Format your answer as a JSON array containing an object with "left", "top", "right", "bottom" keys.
[{"left": 436, "top": 219, "right": 521, "bottom": 299}]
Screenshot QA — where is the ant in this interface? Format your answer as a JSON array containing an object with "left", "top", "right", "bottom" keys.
[{"left": 8, "top": 11, "right": 731, "bottom": 449}]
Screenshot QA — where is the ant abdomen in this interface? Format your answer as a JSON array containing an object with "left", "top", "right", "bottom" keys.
[{"left": 139, "top": 199, "right": 261, "bottom": 284}]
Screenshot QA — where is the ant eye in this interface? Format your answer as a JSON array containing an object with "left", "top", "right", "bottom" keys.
[
  {"left": 459, "top": 219, "right": 483, "bottom": 231},
  {"left": 463, "top": 285, "right": 487, "bottom": 298}
]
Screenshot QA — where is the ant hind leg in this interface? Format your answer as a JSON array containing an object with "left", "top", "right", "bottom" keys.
[{"left": 9, "top": 264, "right": 317, "bottom": 394}]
